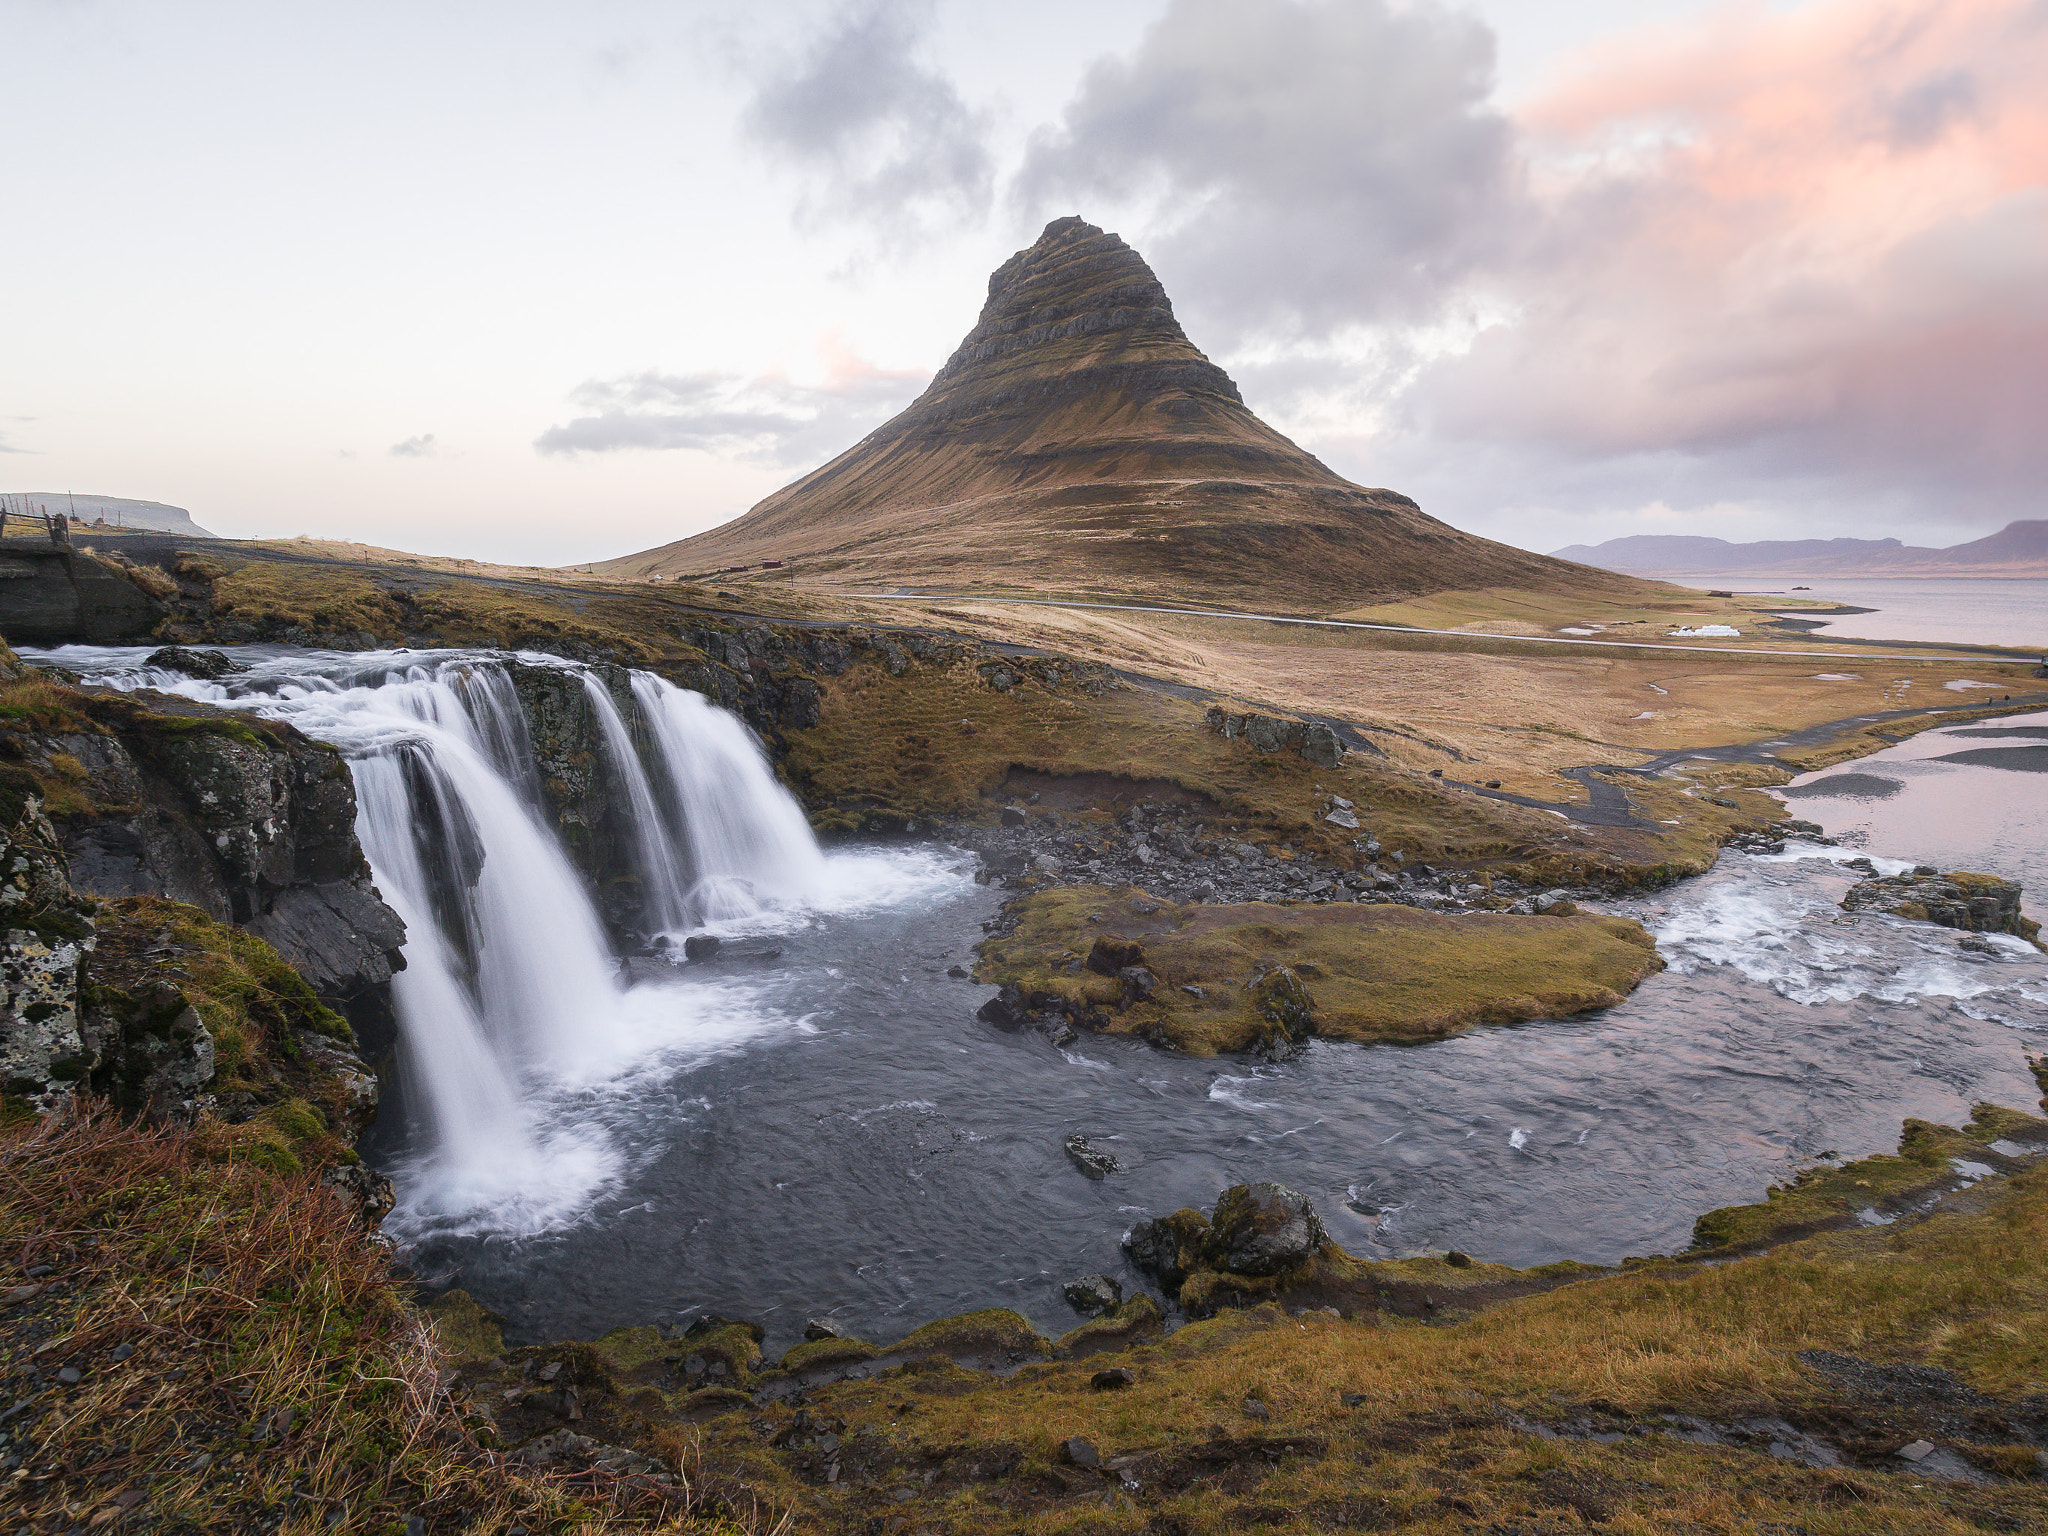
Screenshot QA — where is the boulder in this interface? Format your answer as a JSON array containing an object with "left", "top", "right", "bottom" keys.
[
  {"left": 1085, "top": 934, "right": 1145, "bottom": 975},
  {"left": 1209, "top": 1181, "right": 1328, "bottom": 1277},
  {"left": 1064, "top": 1133, "right": 1123, "bottom": 1179},
  {"left": 1118, "top": 965, "right": 1156, "bottom": 1005},
  {"left": 683, "top": 934, "right": 722, "bottom": 961},
  {"left": 1250, "top": 967, "right": 1316, "bottom": 1043},
  {"left": 145, "top": 646, "right": 245, "bottom": 680},
  {"left": 1062, "top": 1274, "right": 1123, "bottom": 1316},
  {"left": 1123, "top": 1207, "right": 1212, "bottom": 1292},
  {"left": 1204, "top": 706, "right": 1348, "bottom": 769}
]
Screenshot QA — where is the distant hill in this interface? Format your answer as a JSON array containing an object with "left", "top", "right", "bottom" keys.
[
  {"left": 1551, "top": 522, "right": 2048, "bottom": 577},
  {"left": 2, "top": 493, "right": 216, "bottom": 538},
  {"left": 597, "top": 217, "right": 1646, "bottom": 614}
]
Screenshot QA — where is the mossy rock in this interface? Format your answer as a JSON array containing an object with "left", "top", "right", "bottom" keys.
[
  {"left": 423, "top": 1289, "right": 507, "bottom": 1363},
  {"left": 779, "top": 1336, "right": 882, "bottom": 1373},
  {"left": 591, "top": 1324, "right": 667, "bottom": 1375},
  {"left": 1055, "top": 1294, "right": 1166, "bottom": 1355},
  {"left": 1180, "top": 1245, "right": 1372, "bottom": 1319},
  {"left": 887, "top": 1307, "right": 1050, "bottom": 1364},
  {"left": 679, "top": 1322, "right": 762, "bottom": 1387}
]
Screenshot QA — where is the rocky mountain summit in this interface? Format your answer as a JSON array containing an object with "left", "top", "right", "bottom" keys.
[{"left": 600, "top": 217, "right": 1641, "bottom": 613}]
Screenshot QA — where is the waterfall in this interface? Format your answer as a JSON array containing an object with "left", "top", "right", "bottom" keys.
[
  {"left": 631, "top": 672, "right": 828, "bottom": 922},
  {"left": 55, "top": 644, "right": 834, "bottom": 1228},
  {"left": 577, "top": 671, "right": 693, "bottom": 932}
]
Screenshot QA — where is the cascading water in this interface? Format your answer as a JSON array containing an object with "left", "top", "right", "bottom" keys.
[
  {"left": 632, "top": 673, "right": 829, "bottom": 922},
  {"left": 40, "top": 644, "right": 884, "bottom": 1236},
  {"left": 575, "top": 669, "right": 694, "bottom": 933}
]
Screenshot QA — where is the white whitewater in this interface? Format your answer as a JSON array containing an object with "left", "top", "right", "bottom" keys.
[
  {"left": 631, "top": 672, "right": 828, "bottom": 922},
  {"left": 43, "top": 645, "right": 844, "bottom": 1232},
  {"left": 577, "top": 670, "right": 693, "bottom": 932}
]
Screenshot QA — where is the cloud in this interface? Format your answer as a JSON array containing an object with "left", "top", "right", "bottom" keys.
[
  {"left": 388, "top": 434, "right": 438, "bottom": 458},
  {"left": 1390, "top": 0, "right": 2048, "bottom": 531},
  {"left": 741, "top": 0, "right": 993, "bottom": 239},
  {"left": 535, "top": 338, "right": 924, "bottom": 464},
  {"left": 1021, "top": 0, "right": 2048, "bottom": 538},
  {"left": 1015, "top": 0, "right": 1514, "bottom": 339}
]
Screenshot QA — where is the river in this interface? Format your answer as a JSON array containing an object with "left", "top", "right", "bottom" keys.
[{"left": 29, "top": 645, "right": 2048, "bottom": 1356}]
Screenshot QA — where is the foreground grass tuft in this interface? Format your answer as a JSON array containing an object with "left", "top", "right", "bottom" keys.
[{"left": 0, "top": 1105, "right": 789, "bottom": 1534}]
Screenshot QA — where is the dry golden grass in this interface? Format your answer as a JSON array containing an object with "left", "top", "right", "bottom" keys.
[{"left": 0, "top": 1106, "right": 789, "bottom": 1535}]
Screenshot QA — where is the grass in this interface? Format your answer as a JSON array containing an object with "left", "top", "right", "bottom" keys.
[
  {"left": 683, "top": 1111, "right": 2048, "bottom": 1532},
  {"left": 779, "top": 647, "right": 1707, "bottom": 888},
  {"left": 1688, "top": 1089, "right": 2048, "bottom": 1254},
  {"left": 978, "top": 886, "right": 1666, "bottom": 1053},
  {"left": 0, "top": 1106, "right": 789, "bottom": 1535}
]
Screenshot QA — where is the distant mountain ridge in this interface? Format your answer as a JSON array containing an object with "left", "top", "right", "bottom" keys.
[
  {"left": 1551, "top": 522, "right": 2048, "bottom": 577},
  {"left": 599, "top": 217, "right": 1645, "bottom": 613},
  {"left": 2, "top": 493, "right": 216, "bottom": 538}
]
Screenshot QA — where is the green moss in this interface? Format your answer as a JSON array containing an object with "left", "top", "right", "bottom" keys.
[
  {"left": 422, "top": 1289, "right": 507, "bottom": 1364},
  {"left": 1053, "top": 1294, "right": 1166, "bottom": 1353},
  {"left": 981, "top": 886, "right": 1666, "bottom": 1054},
  {"left": 590, "top": 1324, "right": 667, "bottom": 1374},
  {"left": 1690, "top": 1102, "right": 2048, "bottom": 1253},
  {"left": 889, "top": 1307, "right": 1051, "bottom": 1362},
  {"left": 680, "top": 1322, "right": 762, "bottom": 1387},
  {"left": 778, "top": 1336, "right": 882, "bottom": 1373},
  {"left": 266, "top": 1097, "right": 328, "bottom": 1143}
]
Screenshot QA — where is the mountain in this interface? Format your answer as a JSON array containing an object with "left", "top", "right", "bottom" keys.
[
  {"left": 1551, "top": 522, "right": 2048, "bottom": 578},
  {"left": 597, "top": 217, "right": 1642, "bottom": 613},
  {"left": 2, "top": 493, "right": 216, "bottom": 538}
]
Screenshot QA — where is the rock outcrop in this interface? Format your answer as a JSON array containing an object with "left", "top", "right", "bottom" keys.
[
  {"left": 597, "top": 218, "right": 1648, "bottom": 614},
  {"left": 0, "top": 652, "right": 406, "bottom": 1050},
  {"left": 1205, "top": 706, "right": 1348, "bottom": 769},
  {"left": 1842, "top": 870, "right": 2038, "bottom": 944},
  {"left": 0, "top": 541, "right": 166, "bottom": 643},
  {"left": 27, "top": 689, "right": 407, "bottom": 1024},
  {"left": 1125, "top": 1181, "right": 1344, "bottom": 1317}
]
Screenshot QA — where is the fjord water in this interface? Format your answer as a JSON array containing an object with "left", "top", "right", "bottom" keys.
[
  {"left": 1666, "top": 573, "right": 2048, "bottom": 650},
  {"left": 35, "top": 646, "right": 2048, "bottom": 1355}
]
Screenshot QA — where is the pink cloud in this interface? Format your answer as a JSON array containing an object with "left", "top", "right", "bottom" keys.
[{"left": 1409, "top": 0, "right": 2048, "bottom": 521}]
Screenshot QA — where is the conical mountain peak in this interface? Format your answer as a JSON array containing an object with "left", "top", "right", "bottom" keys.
[{"left": 599, "top": 220, "right": 1630, "bottom": 613}]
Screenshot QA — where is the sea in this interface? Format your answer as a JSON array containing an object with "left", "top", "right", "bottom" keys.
[{"left": 1662, "top": 573, "right": 2047, "bottom": 652}]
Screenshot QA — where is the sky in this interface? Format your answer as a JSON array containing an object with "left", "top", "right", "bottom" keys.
[{"left": 4, "top": 0, "right": 2043, "bottom": 567}]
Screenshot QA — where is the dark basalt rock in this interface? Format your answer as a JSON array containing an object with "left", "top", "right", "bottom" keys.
[
  {"left": 40, "top": 689, "right": 407, "bottom": 1032},
  {"left": 1124, "top": 1207, "right": 1213, "bottom": 1294},
  {"left": 1063, "top": 1274, "right": 1123, "bottom": 1316},
  {"left": 1064, "top": 1133, "right": 1124, "bottom": 1179},
  {"left": 145, "top": 646, "right": 245, "bottom": 680},
  {"left": 1126, "top": 1183, "right": 1329, "bottom": 1295},
  {"left": 1841, "top": 870, "right": 2036, "bottom": 942},
  {"left": 1210, "top": 1181, "right": 1328, "bottom": 1277},
  {"left": 1206, "top": 707, "right": 1348, "bottom": 769},
  {"left": 0, "top": 544, "right": 165, "bottom": 643},
  {"left": 1084, "top": 934, "right": 1145, "bottom": 975}
]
